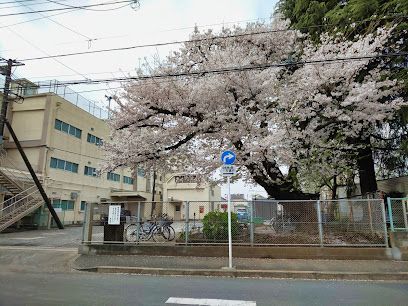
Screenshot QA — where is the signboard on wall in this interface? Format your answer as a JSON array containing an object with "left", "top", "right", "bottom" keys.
[{"left": 108, "top": 205, "right": 121, "bottom": 225}]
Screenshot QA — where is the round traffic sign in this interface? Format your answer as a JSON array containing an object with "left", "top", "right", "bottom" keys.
[{"left": 221, "top": 151, "right": 236, "bottom": 165}]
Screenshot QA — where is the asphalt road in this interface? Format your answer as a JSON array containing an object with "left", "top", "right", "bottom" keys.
[
  {"left": 1, "top": 228, "right": 407, "bottom": 306},
  {"left": 0, "top": 271, "right": 407, "bottom": 306}
]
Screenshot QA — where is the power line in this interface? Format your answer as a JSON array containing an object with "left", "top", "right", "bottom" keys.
[
  {"left": 3, "top": 25, "right": 90, "bottom": 80},
  {"left": 46, "top": 0, "right": 137, "bottom": 12},
  {"left": 0, "top": 0, "right": 49, "bottom": 5},
  {"left": 13, "top": 52, "right": 408, "bottom": 89},
  {"left": 0, "top": 0, "right": 133, "bottom": 17},
  {"left": 19, "top": 14, "right": 408, "bottom": 62},
  {"left": 0, "top": 7, "right": 80, "bottom": 29},
  {"left": 0, "top": 0, "right": 78, "bottom": 10},
  {"left": 16, "top": 1, "right": 93, "bottom": 41}
]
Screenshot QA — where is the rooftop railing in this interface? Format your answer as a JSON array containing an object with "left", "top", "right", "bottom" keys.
[{"left": 5, "top": 79, "right": 109, "bottom": 120}]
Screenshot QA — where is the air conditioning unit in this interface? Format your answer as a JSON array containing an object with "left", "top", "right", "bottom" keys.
[{"left": 70, "top": 192, "right": 79, "bottom": 200}]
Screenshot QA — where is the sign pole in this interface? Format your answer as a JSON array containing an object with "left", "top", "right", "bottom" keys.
[
  {"left": 227, "top": 176, "right": 232, "bottom": 268},
  {"left": 220, "top": 150, "right": 236, "bottom": 270}
]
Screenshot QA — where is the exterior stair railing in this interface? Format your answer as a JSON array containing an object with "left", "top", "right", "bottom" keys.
[
  {"left": 0, "top": 149, "right": 46, "bottom": 231},
  {"left": 0, "top": 149, "right": 39, "bottom": 191}
]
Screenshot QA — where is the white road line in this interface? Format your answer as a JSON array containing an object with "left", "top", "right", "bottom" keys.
[
  {"left": 166, "top": 297, "right": 256, "bottom": 305},
  {"left": 0, "top": 246, "right": 77, "bottom": 252},
  {"left": 10, "top": 237, "right": 45, "bottom": 240}
]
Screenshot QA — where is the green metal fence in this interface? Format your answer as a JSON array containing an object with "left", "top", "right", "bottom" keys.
[{"left": 387, "top": 198, "right": 408, "bottom": 231}]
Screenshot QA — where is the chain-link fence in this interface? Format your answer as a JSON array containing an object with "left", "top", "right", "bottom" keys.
[
  {"left": 387, "top": 198, "right": 408, "bottom": 231},
  {"left": 81, "top": 199, "right": 388, "bottom": 247}
]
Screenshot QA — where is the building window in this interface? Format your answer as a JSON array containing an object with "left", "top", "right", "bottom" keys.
[
  {"left": 84, "top": 166, "right": 97, "bottom": 177},
  {"left": 80, "top": 201, "right": 86, "bottom": 211},
  {"left": 107, "top": 172, "right": 120, "bottom": 182},
  {"left": 123, "top": 176, "right": 134, "bottom": 185},
  {"left": 137, "top": 168, "right": 145, "bottom": 177},
  {"left": 87, "top": 133, "right": 103, "bottom": 146},
  {"left": 54, "top": 119, "right": 82, "bottom": 139},
  {"left": 52, "top": 199, "right": 74, "bottom": 211},
  {"left": 50, "top": 157, "right": 78, "bottom": 173}
]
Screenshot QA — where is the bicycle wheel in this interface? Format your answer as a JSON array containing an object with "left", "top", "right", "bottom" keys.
[
  {"left": 162, "top": 225, "right": 175, "bottom": 241},
  {"left": 125, "top": 224, "right": 138, "bottom": 242},
  {"left": 151, "top": 226, "right": 167, "bottom": 242}
]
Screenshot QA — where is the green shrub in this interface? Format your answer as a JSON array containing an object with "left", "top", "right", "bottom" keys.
[{"left": 202, "top": 211, "right": 240, "bottom": 241}]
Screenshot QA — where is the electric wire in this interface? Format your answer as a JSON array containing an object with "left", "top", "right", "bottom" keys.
[
  {"left": 0, "top": 8, "right": 81, "bottom": 29},
  {"left": 3, "top": 25, "right": 90, "bottom": 80},
  {"left": 0, "top": 0, "right": 133, "bottom": 17},
  {"left": 16, "top": 1, "right": 93, "bottom": 41},
  {"left": 19, "top": 14, "right": 408, "bottom": 62},
  {"left": 46, "top": 0, "right": 136, "bottom": 12},
  {"left": 11, "top": 51, "right": 408, "bottom": 90},
  {"left": 0, "top": 0, "right": 79, "bottom": 10}
]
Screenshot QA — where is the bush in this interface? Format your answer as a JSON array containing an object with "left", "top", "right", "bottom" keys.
[{"left": 202, "top": 211, "right": 240, "bottom": 241}]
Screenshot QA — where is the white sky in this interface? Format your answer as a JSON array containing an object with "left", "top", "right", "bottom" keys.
[{"left": 0, "top": 0, "right": 278, "bottom": 198}]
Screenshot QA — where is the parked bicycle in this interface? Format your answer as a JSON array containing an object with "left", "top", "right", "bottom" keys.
[{"left": 125, "top": 213, "right": 175, "bottom": 242}]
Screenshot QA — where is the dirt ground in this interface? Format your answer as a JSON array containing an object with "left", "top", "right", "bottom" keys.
[{"left": 180, "top": 229, "right": 384, "bottom": 245}]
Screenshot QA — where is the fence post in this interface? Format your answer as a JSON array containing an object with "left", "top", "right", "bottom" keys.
[
  {"left": 249, "top": 200, "right": 254, "bottom": 246},
  {"left": 136, "top": 201, "right": 141, "bottom": 245},
  {"left": 185, "top": 201, "right": 189, "bottom": 245},
  {"left": 367, "top": 196, "right": 374, "bottom": 234},
  {"left": 402, "top": 199, "right": 408, "bottom": 230},
  {"left": 387, "top": 198, "right": 394, "bottom": 232},
  {"left": 380, "top": 199, "right": 389, "bottom": 248},
  {"left": 316, "top": 200, "right": 324, "bottom": 247}
]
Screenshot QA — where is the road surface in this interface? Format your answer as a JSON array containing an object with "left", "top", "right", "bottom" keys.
[{"left": 0, "top": 271, "right": 407, "bottom": 306}]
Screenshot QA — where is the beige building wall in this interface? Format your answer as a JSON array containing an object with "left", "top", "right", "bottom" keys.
[
  {"left": 163, "top": 173, "right": 221, "bottom": 220},
  {"left": 4, "top": 93, "right": 145, "bottom": 224}
]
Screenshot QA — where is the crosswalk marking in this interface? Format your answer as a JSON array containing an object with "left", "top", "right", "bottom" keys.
[{"left": 166, "top": 297, "right": 256, "bottom": 305}]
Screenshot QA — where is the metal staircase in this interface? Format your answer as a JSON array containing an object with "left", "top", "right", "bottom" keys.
[{"left": 0, "top": 150, "right": 44, "bottom": 232}]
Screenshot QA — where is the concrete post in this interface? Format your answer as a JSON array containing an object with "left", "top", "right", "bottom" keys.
[
  {"left": 81, "top": 203, "right": 88, "bottom": 242},
  {"left": 316, "top": 200, "right": 324, "bottom": 247},
  {"left": 83, "top": 202, "right": 94, "bottom": 243},
  {"left": 47, "top": 210, "right": 52, "bottom": 229},
  {"left": 184, "top": 201, "right": 189, "bottom": 245}
]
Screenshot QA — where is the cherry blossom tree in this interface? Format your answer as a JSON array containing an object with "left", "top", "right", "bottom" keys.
[{"left": 104, "top": 20, "right": 405, "bottom": 200}]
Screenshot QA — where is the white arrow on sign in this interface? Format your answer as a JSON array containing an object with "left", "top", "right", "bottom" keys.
[{"left": 222, "top": 153, "right": 234, "bottom": 163}]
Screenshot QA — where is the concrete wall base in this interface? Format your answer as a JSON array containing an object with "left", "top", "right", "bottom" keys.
[
  {"left": 78, "top": 244, "right": 393, "bottom": 260},
  {"left": 389, "top": 231, "right": 408, "bottom": 260}
]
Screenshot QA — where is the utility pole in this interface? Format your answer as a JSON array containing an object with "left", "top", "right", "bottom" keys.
[{"left": 0, "top": 58, "right": 24, "bottom": 143}]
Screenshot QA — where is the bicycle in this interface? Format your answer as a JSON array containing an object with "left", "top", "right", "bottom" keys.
[
  {"left": 125, "top": 214, "right": 175, "bottom": 242},
  {"left": 125, "top": 220, "right": 155, "bottom": 242},
  {"left": 155, "top": 213, "right": 176, "bottom": 241}
]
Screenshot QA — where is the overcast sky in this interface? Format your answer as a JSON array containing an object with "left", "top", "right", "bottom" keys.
[{"left": 0, "top": 0, "right": 279, "bottom": 198}]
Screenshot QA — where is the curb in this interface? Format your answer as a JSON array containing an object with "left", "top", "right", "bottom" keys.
[{"left": 77, "top": 266, "right": 408, "bottom": 281}]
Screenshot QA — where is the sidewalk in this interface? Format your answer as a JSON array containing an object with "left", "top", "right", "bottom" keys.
[{"left": 73, "top": 254, "right": 408, "bottom": 281}]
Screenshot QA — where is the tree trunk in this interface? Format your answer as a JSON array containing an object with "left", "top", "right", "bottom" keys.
[
  {"left": 357, "top": 141, "right": 378, "bottom": 195},
  {"left": 331, "top": 175, "right": 337, "bottom": 200},
  {"left": 356, "top": 140, "right": 377, "bottom": 225},
  {"left": 254, "top": 178, "right": 318, "bottom": 200}
]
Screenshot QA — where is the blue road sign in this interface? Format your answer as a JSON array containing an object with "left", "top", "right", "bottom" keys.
[{"left": 221, "top": 151, "right": 236, "bottom": 165}]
